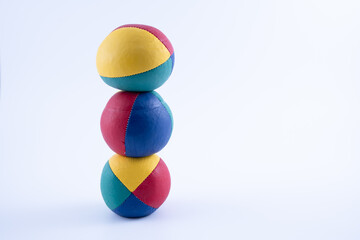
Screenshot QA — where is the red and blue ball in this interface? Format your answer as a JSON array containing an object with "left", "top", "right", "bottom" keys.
[{"left": 100, "top": 91, "right": 173, "bottom": 157}]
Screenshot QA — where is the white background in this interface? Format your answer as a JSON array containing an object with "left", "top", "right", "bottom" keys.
[{"left": 1, "top": 0, "right": 360, "bottom": 239}]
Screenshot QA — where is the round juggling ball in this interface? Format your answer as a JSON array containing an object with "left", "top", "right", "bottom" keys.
[
  {"left": 101, "top": 91, "right": 173, "bottom": 157},
  {"left": 101, "top": 154, "right": 171, "bottom": 218},
  {"left": 96, "top": 24, "right": 175, "bottom": 91}
]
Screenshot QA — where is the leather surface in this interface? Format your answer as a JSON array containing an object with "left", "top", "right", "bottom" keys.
[
  {"left": 108, "top": 154, "right": 160, "bottom": 192},
  {"left": 100, "top": 54, "right": 173, "bottom": 92},
  {"left": 100, "top": 91, "right": 173, "bottom": 157},
  {"left": 170, "top": 53, "right": 175, "bottom": 71},
  {"left": 100, "top": 154, "right": 171, "bottom": 218},
  {"left": 112, "top": 193, "right": 156, "bottom": 218},
  {"left": 151, "top": 91, "right": 173, "bottom": 127},
  {"left": 125, "top": 92, "right": 172, "bottom": 157},
  {"left": 114, "top": 24, "right": 174, "bottom": 55},
  {"left": 100, "top": 161, "right": 131, "bottom": 210},
  {"left": 96, "top": 27, "right": 170, "bottom": 78},
  {"left": 100, "top": 91, "right": 139, "bottom": 155},
  {"left": 133, "top": 158, "right": 171, "bottom": 208}
]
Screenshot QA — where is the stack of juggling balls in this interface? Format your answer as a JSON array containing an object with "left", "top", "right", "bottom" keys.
[{"left": 96, "top": 24, "right": 174, "bottom": 218}]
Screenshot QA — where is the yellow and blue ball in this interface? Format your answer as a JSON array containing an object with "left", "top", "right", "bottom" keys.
[{"left": 96, "top": 24, "right": 175, "bottom": 92}]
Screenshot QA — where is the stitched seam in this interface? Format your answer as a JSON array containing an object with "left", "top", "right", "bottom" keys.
[
  {"left": 107, "top": 161, "right": 133, "bottom": 209},
  {"left": 124, "top": 94, "right": 140, "bottom": 155},
  {"left": 108, "top": 160, "right": 134, "bottom": 193},
  {"left": 101, "top": 54, "right": 172, "bottom": 79},
  {"left": 132, "top": 193, "right": 157, "bottom": 210},
  {"left": 113, "top": 26, "right": 173, "bottom": 54},
  {"left": 151, "top": 92, "right": 173, "bottom": 131},
  {"left": 131, "top": 26, "right": 172, "bottom": 54},
  {"left": 111, "top": 190, "right": 131, "bottom": 210},
  {"left": 132, "top": 158, "right": 161, "bottom": 209},
  {"left": 114, "top": 193, "right": 157, "bottom": 210},
  {"left": 107, "top": 26, "right": 172, "bottom": 78}
]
